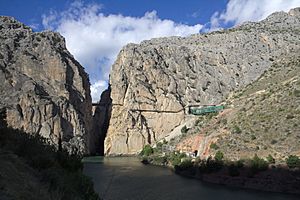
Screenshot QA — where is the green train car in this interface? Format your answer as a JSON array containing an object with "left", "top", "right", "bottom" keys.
[{"left": 189, "top": 105, "right": 224, "bottom": 115}]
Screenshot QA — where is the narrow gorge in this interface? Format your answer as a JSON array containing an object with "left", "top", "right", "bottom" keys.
[{"left": 1, "top": 8, "right": 299, "bottom": 160}]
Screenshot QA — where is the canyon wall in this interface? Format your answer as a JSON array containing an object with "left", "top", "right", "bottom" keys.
[
  {"left": 105, "top": 8, "right": 300, "bottom": 155},
  {"left": 0, "top": 16, "right": 94, "bottom": 154}
]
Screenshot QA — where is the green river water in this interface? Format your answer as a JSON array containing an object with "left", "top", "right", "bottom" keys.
[{"left": 83, "top": 157, "right": 299, "bottom": 200}]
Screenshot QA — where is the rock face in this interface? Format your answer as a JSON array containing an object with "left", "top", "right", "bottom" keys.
[
  {"left": 0, "top": 16, "right": 93, "bottom": 154},
  {"left": 91, "top": 87, "right": 112, "bottom": 155},
  {"left": 105, "top": 8, "right": 300, "bottom": 155}
]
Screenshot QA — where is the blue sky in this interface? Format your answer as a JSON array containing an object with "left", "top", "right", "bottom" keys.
[
  {"left": 1, "top": 0, "right": 300, "bottom": 101},
  {"left": 0, "top": 0, "right": 228, "bottom": 30}
]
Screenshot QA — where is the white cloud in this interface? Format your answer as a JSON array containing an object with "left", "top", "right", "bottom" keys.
[
  {"left": 90, "top": 80, "right": 107, "bottom": 102},
  {"left": 210, "top": 0, "right": 300, "bottom": 29},
  {"left": 42, "top": 1, "right": 203, "bottom": 102}
]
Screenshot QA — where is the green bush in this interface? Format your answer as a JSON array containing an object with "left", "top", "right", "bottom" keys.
[
  {"left": 270, "top": 139, "right": 277, "bottom": 145},
  {"left": 169, "top": 152, "right": 186, "bottom": 166},
  {"left": 250, "top": 154, "right": 268, "bottom": 174},
  {"left": 214, "top": 151, "right": 224, "bottom": 162},
  {"left": 286, "top": 155, "right": 300, "bottom": 168},
  {"left": 152, "top": 155, "right": 168, "bottom": 165},
  {"left": 140, "top": 144, "right": 153, "bottom": 156},
  {"left": 179, "top": 158, "right": 193, "bottom": 170},
  {"left": 232, "top": 125, "right": 242, "bottom": 134},
  {"left": 181, "top": 125, "right": 188, "bottom": 133},
  {"left": 266, "top": 154, "right": 275, "bottom": 164},
  {"left": 210, "top": 143, "right": 219, "bottom": 150},
  {"left": 293, "top": 89, "right": 300, "bottom": 97},
  {"left": 250, "top": 135, "right": 256, "bottom": 140},
  {"left": 198, "top": 156, "right": 223, "bottom": 173},
  {"left": 206, "top": 112, "right": 218, "bottom": 120},
  {"left": 156, "top": 142, "right": 163, "bottom": 152}
]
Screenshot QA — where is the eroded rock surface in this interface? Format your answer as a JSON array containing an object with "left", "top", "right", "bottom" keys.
[
  {"left": 105, "top": 8, "right": 300, "bottom": 155},
  {"left": 0, "top": 16, "right": 93, "bottom": 154}
]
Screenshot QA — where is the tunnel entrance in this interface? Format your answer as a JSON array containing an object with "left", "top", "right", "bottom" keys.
[{"left": 91, "top": 86, "right": 112, "bottom": 156}]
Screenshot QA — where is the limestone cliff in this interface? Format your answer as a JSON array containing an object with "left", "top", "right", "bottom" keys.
[
  {"left": 105, "top": 8, "right": 300, "bottom": 155},
  {"left": 0, "top": 16, "right": 93, "bottom": 154}
]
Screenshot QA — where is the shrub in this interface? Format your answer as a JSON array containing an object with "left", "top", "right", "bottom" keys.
[
  {"left": 152, "top": 155, "right": 168, "bottom": 165},
  {"left": 250, "top": 154, "right": 268, "bottom": 174},
  {"left": 140, "top": 144, "right": 153, "bottom": 156},
  {"left": 169, "top": 152, "right": 186, "bottom": 166},
  {"left": 214, "top": 151, "right": 224, "bottom": 162},
  {"left": 210, "top": 143, "right": 219, "bottom": 150},
  {"left": 198, "top": 156, "right": 223, "bottom": 173},
  {"left": 221, "top": 118, "right": 228, "bottom": 125},
  {"left": 286, "top": 155, "right": 300, "bottom": 168},
  {"left": 195, "top": 116, "right": 204, "bottom": 126},
  {"left": 232, "top": 125, "right": 242, "bottom": 134},
  {"left": 293, "top": 89, "right": 300, "bottom": 97},
  {"left": 250, "top": 135, "right": 256, "bottom": 140},
  {"left": 270, "top": 139, "right": 277, "bottom": 145},
  {"left": 266, "top": 154, "right": 275, "bottom": 164},
  {"left": 206, "top": 112, "right": 218, "bottom": 120},
  {"left": 179, "top": 158, "right": 193, "bottom": 170},
  {"left": 156, "top": 142, "right": 163, "bottom": 152},
  {"left": 181, "top": 125, "right": 188, "bottom": 133}
]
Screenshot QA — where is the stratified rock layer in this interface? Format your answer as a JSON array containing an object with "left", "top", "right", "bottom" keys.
[
  {"left": 0, "top": 16, "right": 93, "bottom": 154},
  {"left": 105, "top": 8, "right": 300, "bottom": 155}
]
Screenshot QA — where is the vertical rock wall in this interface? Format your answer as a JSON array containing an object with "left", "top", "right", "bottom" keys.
[{"left": 0, "top": 16, "right": 93, "bottom": 154}]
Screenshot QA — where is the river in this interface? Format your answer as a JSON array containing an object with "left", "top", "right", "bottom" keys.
[{"left": 83, "top": 157, "right": 299, "bottom": 200}]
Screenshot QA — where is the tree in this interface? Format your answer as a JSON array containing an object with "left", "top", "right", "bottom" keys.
[
  {"left": 286, "top": 155, "right": 300, "bottom": 168},
  {"left": 141, "top": 144, "right": 153, "bottom": 156}
]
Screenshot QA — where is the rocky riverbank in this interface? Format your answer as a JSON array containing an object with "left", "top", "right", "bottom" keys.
[
  {"left": 174, "top": 164, "right": 300, "bottom": 195},
  {"left": 140, "top": 145, "right": 300, "bottom": 195}
]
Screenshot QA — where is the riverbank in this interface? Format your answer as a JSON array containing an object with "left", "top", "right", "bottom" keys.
[
  {"left": 174, "top": 164, "right": 300, "bottom": 195},
  {"left": 140, "top": 153, "right": 300, "bottom": 196},
  {"left": 83, "top": 156, "right": 299, "bottom": 200}
]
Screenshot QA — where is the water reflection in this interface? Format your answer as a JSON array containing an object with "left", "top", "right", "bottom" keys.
[{"left": 83, "top": 157, "right": 299, "bottom": 200}]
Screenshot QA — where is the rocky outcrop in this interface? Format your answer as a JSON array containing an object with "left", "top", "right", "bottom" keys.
[
  {"left": 0, "top": 16, "right": 93, "bottom": 154},
  {"left": 105, "top": 8, "right": 300, "bottom": 155}
]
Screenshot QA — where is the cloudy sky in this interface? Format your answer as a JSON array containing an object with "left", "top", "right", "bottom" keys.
[{"left": 1, "top": 0, "right": 300, "bottom": 102}]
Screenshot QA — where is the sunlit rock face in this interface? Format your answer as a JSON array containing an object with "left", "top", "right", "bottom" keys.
[
  {"left": 105, "top": 8, "right": 300, "bottom": 155},
  {"left": 0, "top": 16, "right": 93, "bottom": 154}
]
